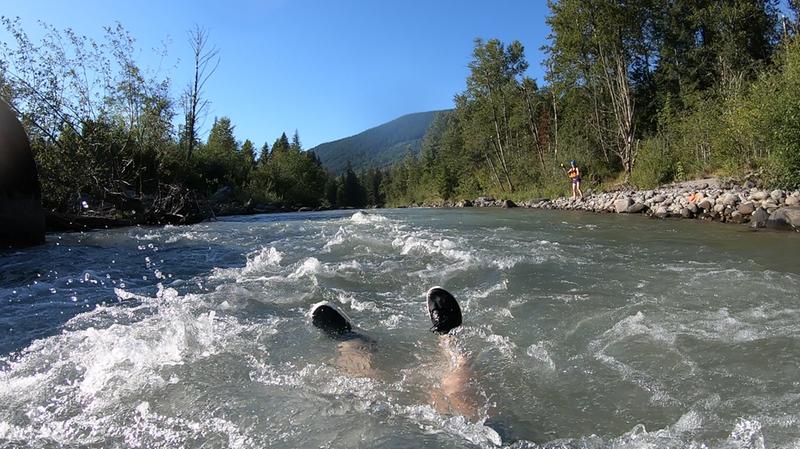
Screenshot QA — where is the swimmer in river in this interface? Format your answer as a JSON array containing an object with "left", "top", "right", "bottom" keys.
[{"left": 309, "top": 286, "right": 481, "bottom": 421}]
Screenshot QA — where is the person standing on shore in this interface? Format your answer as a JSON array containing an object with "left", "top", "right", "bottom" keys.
[{"left": 562, "top": 160, "right": 583, "bottom": 199}]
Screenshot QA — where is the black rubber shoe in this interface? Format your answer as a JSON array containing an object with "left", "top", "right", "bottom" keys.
[
  {"left": 427, "top": 286, "right": 462, "bottom": 334},
  {"left": 310, "top": 301, "right": 353, "bottom": 338}
]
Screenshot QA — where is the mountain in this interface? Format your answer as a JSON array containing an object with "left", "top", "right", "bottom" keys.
[{"left": 309, "top": 110, "right": 445, "bottom": 174}]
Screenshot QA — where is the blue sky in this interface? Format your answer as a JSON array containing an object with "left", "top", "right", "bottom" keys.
[{"left": 1, "top": 0, "right": 552, "bottom": 149}]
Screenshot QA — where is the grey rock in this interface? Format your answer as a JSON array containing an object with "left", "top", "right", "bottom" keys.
[
  {"left": 751, "top": 191, "right": 769, "bottom": 201},
  {"left": 737, "top": 202, "right": 755, "bottom": 215},
  {"left": 0, "top": 99, "right": 46, "bottom": 248},
  {"left": 770, "top": 189, "right": 784, "bottom": 201},
  {"left": 626, "top": 202, "right": 647, "bottom": 214},
  {"left": 652, "top": 194, "right": 666, "bottom": 203},
  {"left": 475, "top": 196, "right": 495, "bottom": 207},
  {"left": 721, "top": 193, "right": 739, "bottom": 206},
  {"left": 751, "top": 208, "right": 769, "bottom": 228},
  {"left": 614, "top": 198, "right": 634, "bottom": 213},
  {"left": 786, "top": 196, "right": 799, "bottom": 207},
  {"left": 767, "top": 207, "right": 800, "bottom": 231},
  {"left": 680, "top": 208, "right": 692, "bottom": 218}
]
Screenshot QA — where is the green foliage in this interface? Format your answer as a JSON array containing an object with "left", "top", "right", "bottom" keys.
[
  {"left": 755, "top": 40, "right": 800, "bottom": 188},
  {"left": 630, "top": 137, "right": 676, "bottom": 189},
  {"left": 1, "top": 19, "right": 338, "bottom": 214}
]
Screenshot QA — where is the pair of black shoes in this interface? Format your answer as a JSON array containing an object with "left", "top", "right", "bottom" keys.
[{"left": 311, "top": 286, "right": 463, "bottom": 338}]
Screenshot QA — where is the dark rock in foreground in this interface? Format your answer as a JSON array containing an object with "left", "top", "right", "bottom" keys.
[{"left": 0, "top": 100, "right": 46, "bottom": 248}]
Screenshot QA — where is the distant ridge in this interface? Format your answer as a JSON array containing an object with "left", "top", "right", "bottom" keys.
[{"left": 309, "top": 110, "right": 446, "bottom": 174}]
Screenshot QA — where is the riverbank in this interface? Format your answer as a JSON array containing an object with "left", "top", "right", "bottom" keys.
[
  {"left": 423, "top": 178, "right": 800, "bottom": 232},
  {"left": 43, "top": 185, "right": 322, "bottom": 233}
]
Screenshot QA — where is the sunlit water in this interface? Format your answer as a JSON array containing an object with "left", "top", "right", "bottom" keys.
[{"left": 2, "top": 208, "right": 800, "bottom": 448}]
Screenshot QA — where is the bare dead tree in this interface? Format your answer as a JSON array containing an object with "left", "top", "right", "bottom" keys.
[{"left": 183, "top": 25, "right": 219, "bottom": 160}]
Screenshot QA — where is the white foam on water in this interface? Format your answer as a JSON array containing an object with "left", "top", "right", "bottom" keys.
[
  {"left": 485, "top": 334, "right": 517, "bottom": 359},
  {"left": 133, "top": 232, "right": 162, "bottom": 241},
  {"left": 335, "top": 291, "right": 380, "bottom": 313},
  {"left": 289, "top": 257, "right": 324, "bottom": 279},
  {"left": 526, "top": 341, "right": 556, "bottom": 372},
  {"left": 728, "top": 418, "right": 766, "bottom": 449},
  {"left": 349, "top": 211, "right": 388, "bottom": 224},
  {"left": 595, "top": 311, "right": 677, "bottom": 347},
  {"left": 474, "top": 279, "right": 509, "bottom": 299},
  {"left": 379, "top": 314, "right": 402, "bottom": 330},
  {"left": 165, "top": 231, "right": 210, "bottom": 244},
  {"left": 323, "top": 226, "right": 349, "bottom": 251},
  {"left": 241, "top": 246, "right": 284, "bottom": 275},
  {"left": 401, "top": 404, "right": 502, "bottom": 447},
  {"left": 0, "top": 284, "right": 278, "bottom": 448}
]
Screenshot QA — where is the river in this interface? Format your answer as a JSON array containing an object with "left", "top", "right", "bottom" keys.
[{"left": 1, "top": 208, "right": 799, "bottom": 448}]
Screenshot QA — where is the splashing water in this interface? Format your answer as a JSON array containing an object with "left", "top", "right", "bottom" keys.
[{"left": 2, "top": 209, "right": 800, "bottom": 448}]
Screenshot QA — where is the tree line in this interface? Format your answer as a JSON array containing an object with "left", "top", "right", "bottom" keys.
[
  {"left": 383, "top": 0, "right": 800, "bottom": 206},
  {"left": 3, "top": 3, "right": 800, "bottom": 217},
  {"left": 0, "top": 18, "right": 374, "bottom": 221}
]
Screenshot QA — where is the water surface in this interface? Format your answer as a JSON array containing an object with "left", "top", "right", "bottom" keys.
[{"left": 1, "top": 208, "right": 799, "bottom": 448}]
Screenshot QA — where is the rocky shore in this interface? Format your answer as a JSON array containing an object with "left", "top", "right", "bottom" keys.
[{"left": 428, "top": 179, "right": 800, "bottom": 232}]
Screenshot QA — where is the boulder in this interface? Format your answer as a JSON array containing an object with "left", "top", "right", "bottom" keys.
[
  {"left": 785, "top": 196, "right": 799, "bottom": 207},
  {"left": 767, "top": 207, "right": 800, "bottom": 231},
  {"left": 751, "top": 191, "right": 769, "bottom": 201},
  {"left": 614, "top": 198, "right": 634, "bottom": 213},
  {"left": 475, "top": 196, "right": 495, "bottom": 207},
  {"left": 698, "top": 199, "right": 714, "bottom": 210},
  {"left": 654, "top": 206, "right": 668, "bottom": 219},
  {"left": 651, "top": 194, "right": 666, "bottom": 203},
  {"left": 750, "top": 208, "right": 769, "bottom": 228},
  {"left": 721, "top": 193, "right": 739, "bottom": 206},
  {"left": 770, "top": 189, "right": 784, "bottom": 202},
  {"left": 626, "top": 202, "right": 647, "bottom": 214},
  {"left": 729, "top": 211, "right": 744, "bottom": 224},
  {"left": 737, "top": 202, "right": 756, "bottom": 215},
  {"left": 0, "top": 100, "right": 45, "bottom": 248},
  {"left": 762, "top": 199, "right": 779, "bottom": 210}
]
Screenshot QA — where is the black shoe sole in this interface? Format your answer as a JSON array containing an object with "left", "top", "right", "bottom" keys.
[
  {"left": 310, "top": 301, "right": 353, "bottom": 337},
  {"left": 427, "top": 286, "right": 462, "bottom": 334}
]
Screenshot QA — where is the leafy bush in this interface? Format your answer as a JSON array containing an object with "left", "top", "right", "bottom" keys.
[{"left": 630, "top": 137, "right": 676, "bottom": 189}]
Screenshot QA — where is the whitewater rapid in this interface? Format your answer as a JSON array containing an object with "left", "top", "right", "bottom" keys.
[{"left": 1, "top": 209, "right": 799, "bottom": 448}]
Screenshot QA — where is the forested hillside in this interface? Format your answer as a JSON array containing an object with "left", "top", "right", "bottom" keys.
[
  {"left": 383, "top": 0, "right": 800, "bottom": 206},
  {"left": 309, "top": 111, "right": 442, "bottom": 174}
]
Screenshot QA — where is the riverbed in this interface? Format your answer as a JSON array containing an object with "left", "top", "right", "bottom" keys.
[{"left": 2, "top": 208, "right": 799, "bottom": 448}]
